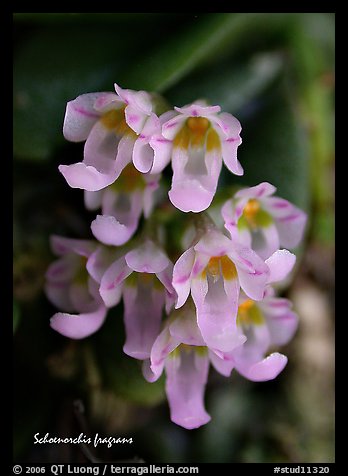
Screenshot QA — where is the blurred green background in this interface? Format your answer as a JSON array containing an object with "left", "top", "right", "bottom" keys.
[{"left": 13, "top": 13, "right": 334, "bottom": 463}]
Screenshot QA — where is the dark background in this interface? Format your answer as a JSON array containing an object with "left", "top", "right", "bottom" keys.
[{"left": 13, "top": 13, "right": 334, "bottom": 463}]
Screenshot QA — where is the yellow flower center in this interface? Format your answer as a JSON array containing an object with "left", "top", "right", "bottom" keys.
[
  {"left": 173, "top": 116, "right": 221, "bottom": 151},
  {"left": 202, "top": 255, "right": 237, "bottom": 281},
  {"left": 244, "top": 199, "right": 260, "bottom": 225},
  {"left": 237, "top": 299, "right": 265, "bottom": 326},
  {"left": 100, "top": 108, "right": 134, "bottom": 136}
]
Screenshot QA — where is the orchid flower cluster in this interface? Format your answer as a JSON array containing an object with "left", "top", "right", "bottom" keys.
[{"left": 45, "top": 84, "right": 307, "bottom": 430}]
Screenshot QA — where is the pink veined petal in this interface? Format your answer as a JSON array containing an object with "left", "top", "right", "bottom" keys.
[
  {"left": 156, "top": 264, "right": 176, "bottom": 313},
  {"left": 251, "top": 223, "right": 280, "bottom": 260},
  {"left": 192, "top": 272, "right": 245, "bottom": 353},
  {"left": 172, "top": 247, "right": 195, "bottom": 309},
  {"left": 265, "top": 249, "right": 296, "bottom": 284},
  {"left": 209, "top": 112, "right": 241, "bottom": 138},
  {"left": 125, "top": 241, "right": 170, "bottom": 274},
  {"left": 99, "top": 257, "right": 132, "bottom": 307},
  {"left": 260, "top": 298, "right": 299, "bottom": 346},
  {"left": 86, "top": 245, "right": 120, "bottom": 284},
  {"left": 165, "top": 349, "right": 211, "bottom": 430},
  {"left": 150, "top": 325, "right": 180, "bottom": 381},
  {"left": 162, "top": 114, "right": 186, "bottom": 140},
  {"left": 228, "top": 243, "right": 269, "bottom": 301},
  {"left": 174, "top": 104, "right": 221, "bottom": 117},
  {"left": 221, "top": 196, "right": 250, "bottom": 242},
  {"left": 58, "top": 162, "right": 118, "bottom": 192},
  {"left": 194, "top": 229, "right": 234, "bottom": 257},
  {"left": 50, "top": 304, "right": 107, "bottom": 339},
  {"left": 50, "top": 235, "right": 96, "bottom": 258},
  {"left": 169, "top": 307, "right": 206, "bottom": 346},
  {"left": 125, "top": 105, "right": 149, "bottom": 134},
  {"left": 235, "top": 352, "right": 288, "bottom": 382},
  {"left": 84, "top": 190, "right": 103, "bottom": 211},
  {"left": 148, "top": 135, "right": 173, "bottom": 174},
  {"left": 190, "top": 252, "right": 210, "bottom": 279},
  {"left": 221, "top": 135, "right": 243, "bottom": 176},
  {"left": 114, "top": 83, "right": 153, "bottom": 114},
  {"left": 93, "top": 92, "right": 123, "bottom": 113},
  {"left": 45, "top": 255, "right": 79, "bottom": 283},
  {"left": 262, "top": 196, "right": 300, "bottom": 218},
  {"left": 63, "top": 92, "right": 104, "bottom": 142},
  {"left": 208, "top": 350, "right": 235, "bottom": 377},
  {"left": 235, "top": 182, "right": 277, "bottom": 200}
]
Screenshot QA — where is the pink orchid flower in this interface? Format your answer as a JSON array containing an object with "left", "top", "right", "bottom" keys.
[
  {"left": 45, "top": 236, "right": 112, "bottom": 339},
  {"left": 153, "top": 101, "right": 242, "bottom": 212},
  {"left": 99, "top": 240, "right": 176, "bottom": 360},
  {"left": 84, "top": 163, "right": 160, "bottom": 246},
  {"left": 221, "top": 182, "right": 307, "bottom": 259},
  {"left": 59, "top": 84, "right": 160, "bottom": 192}
]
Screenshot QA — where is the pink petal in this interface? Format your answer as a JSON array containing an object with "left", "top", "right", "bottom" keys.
[
  {"left": 148, "top": 135, "right": 173, "bottom": 174},
  {"left": 235, "top": 182, "right": 276, "bottom": 199},
  {"left": 251, "top": 223, "right": 280, "bottom": 260},
  {"left": 221, "top": 136, "right": 243, "bottom": 176},
  {"left": 236, "top": 352, "right": 288, "bottom": 382},
  {"left": 260, "top": 297, "right": 299, "bottom": 346},
  {"left": 50, "top": 235, "right": 96, "bottom": 258},
  {"left": 210, "top": 112, "right": 241, "bottom": 138},
  {"left": 169, "top": 180, "right": 216, "bottom": 213},
  {"left": 228, "top": 244, "right": 269, "bottom": 301},
  {"left": 172, "top": 247, "right": 195, "bottom": 309},
  {"left": 114, "top": 83, "right": 152, "bottom": 114},
  {"left": 162, "top": 114, "right": 186, "bottom": 140},
  {"left": 63, "top": 92, "right": 103, "bottom": 142},
  {"left": 93, "top": 92, "right": 123, "bottom": 113},
  {"left": 194, "top": 229, "right": 234, "bottom": 257},
  {"left": 169, "top": 307, "right": 205, "bottom": 346},
  {"left": 91, "top": 214, "right": 138, "bottom": 247},
  {"left": 125, "top": 241, "right": 170, "bottom": 273},
  {"left": 174, "top": 104, "right": 221, "bottom": 117},
  {"left": 208, "top": 350, "right": 235, "bottom": 377},
  {"left": 132, "top": 138, "right": 155, "bottom": 173},
  {"left": 150, "top": 325, "right": 180, "bottom": 381},
  {"left": 50, "top": 305, "right": 107, "bottom": 339},
  {"left": 99, "top": 257, "right": 132, "bottom": 307},
  {"left": 58, "top": 162, "right": 118, "bottom": 192},
  {"left": 86, "top": 245, "right": 120, "bottom": 284},
  {"left": 123, "top": 285, "right": 165, "bottom": 360},
  {"left": 192, "top": 273, "right": 246, "bottom": 353},
  {"left": 265, "top": 249, "right": 296, "bottom": 284},
  {"left": 165, "top": 349, "right": 211, "bottom": 430}
]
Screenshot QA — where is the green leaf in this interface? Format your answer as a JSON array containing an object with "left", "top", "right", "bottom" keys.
[
  {"left": 13, "top": 22, "right": 162, "bottom": 161},
  {"left": 123, "top": 13, "right": 295, "bottom": 93},
  {"left": 220, "top": 82, "right": 310, "bottom": 212},
  {"left": 13, "top": 300, "right": 21, "bottom": 333},
  {"left": 166, "top": 52, "right": 283, "bottom": 113}
]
